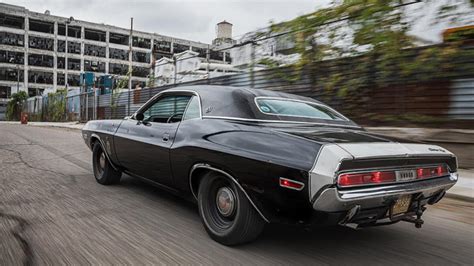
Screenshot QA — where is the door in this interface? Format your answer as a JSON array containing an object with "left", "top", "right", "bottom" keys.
[{"left": 114, "top": 94, "right": 192, "bottom": 186}]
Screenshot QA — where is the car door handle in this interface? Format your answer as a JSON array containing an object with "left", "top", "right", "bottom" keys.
[{"left": 162, "top": 133, "right": 170, "bottom": 142}]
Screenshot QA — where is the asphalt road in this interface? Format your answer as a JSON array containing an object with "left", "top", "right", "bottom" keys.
[{"left": 1, "top": 124, "right": 473, "bottom": 265}]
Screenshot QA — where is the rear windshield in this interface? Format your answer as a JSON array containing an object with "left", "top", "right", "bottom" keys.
[{"left": 256, "top": 98, "right": 346, "bottom": 121}]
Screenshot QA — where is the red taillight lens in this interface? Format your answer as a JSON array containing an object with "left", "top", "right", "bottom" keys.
[
  {"left": 279, "top": 178, "right": 304, "bottom": 190},
  {"left": 338, "top": 171, "right": 396, "bottom": 187},
  {"left": 417, "top": 165, "right": 448, "bottom": 179}
]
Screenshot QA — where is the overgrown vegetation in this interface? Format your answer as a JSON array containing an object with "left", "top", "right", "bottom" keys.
[
  {"left": 268, "top": 0, "right": 473, "bottom": 95},
  {"left": 6, "top": 91, "right": 28, "bottom": 121},
  {"left": 43, "top": 89, "right": 67, "bottom": 122}
]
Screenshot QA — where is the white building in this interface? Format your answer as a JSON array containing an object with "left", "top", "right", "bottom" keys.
[{"left": 0, "top": 3, "right": 226, "bottom": 100}]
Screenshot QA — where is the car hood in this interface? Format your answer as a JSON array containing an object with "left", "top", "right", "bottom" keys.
[{"left": 272, "top": 126, "right": 454, "bottom": 159}]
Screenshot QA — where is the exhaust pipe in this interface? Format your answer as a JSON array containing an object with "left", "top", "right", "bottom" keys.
[{"left": 339, "top": 205, "right": 360, "bottom": 226}]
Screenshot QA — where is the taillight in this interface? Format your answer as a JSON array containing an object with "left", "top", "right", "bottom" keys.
[
  {"left": 338, "top": 171, "right": 396, "bottom": 187},
  {"left": 417, "top": 165, "right": 448, "bottom": 179},
  {"left": 338, "top": 165, "right": 448, "bottom": 187}
]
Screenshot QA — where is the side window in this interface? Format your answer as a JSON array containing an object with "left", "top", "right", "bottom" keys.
[
  {"left": 143, "top": 95, "right": 191, "bottom": 123},
  {"left": 182, "top": 96, "right": 200, "bottom": 121}
]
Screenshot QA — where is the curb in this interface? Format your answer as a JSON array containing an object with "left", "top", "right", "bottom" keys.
[{"left": 445, "top": 192, "right": 474, "bottom": 203}]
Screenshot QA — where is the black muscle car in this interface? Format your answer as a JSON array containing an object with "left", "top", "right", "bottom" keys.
[{"left": 82, "top": 85, "right": 458, "bottom": 245}]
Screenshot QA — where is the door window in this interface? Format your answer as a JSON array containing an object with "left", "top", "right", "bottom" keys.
[{"left": 143, "top": 95, "right": 191, "bottom": 123}]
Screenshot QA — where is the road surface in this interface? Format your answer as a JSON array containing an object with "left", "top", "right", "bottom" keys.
[{"left": 1, "top": 124, "right": 473, "bottom": 265}]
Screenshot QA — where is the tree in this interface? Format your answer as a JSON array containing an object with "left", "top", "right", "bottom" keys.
[
  {"left": 270, "top": 0, "right": 474, "bottom": 96},
  {"left": 6, "top": 91, "right": 28, "bottom": 121}
]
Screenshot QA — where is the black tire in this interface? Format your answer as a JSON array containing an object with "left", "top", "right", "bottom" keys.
[
  {"left": 92, "top": 142, "right": 121, "bottom": 185},
  {"left": 198, "top": 171, "right": 265, "bottom": 245}
]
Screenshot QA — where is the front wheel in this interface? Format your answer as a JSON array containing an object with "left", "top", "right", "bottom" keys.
[
  {"left": 92, "top": 142, "right": 122, "bottom": 185},
  {"left": 198, "top": 172, "right": 265, "bottom": 245}
]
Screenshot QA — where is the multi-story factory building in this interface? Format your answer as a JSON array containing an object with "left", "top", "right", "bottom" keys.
[{"left": 0, "top": 3, "right": 230, "bottom": 99}]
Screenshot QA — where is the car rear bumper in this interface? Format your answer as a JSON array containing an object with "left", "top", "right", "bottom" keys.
[{"left": 312, "top": 173, "right": 458, "bottom": 212}]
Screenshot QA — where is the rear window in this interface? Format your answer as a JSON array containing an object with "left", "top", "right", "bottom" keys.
[{"left": 256, "top": 98, "right": 346, "bottom": 121}]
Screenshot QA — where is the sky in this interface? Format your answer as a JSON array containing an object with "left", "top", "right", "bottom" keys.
[
  {"left": 1, "top": 0, "right": 331, "bottom": 43},
  {"left": 2, "top": 0, "right": 470, "bottom": 44}
]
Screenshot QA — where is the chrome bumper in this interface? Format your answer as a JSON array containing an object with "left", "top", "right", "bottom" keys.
[{"left": 312, "top": 173, "right": 458, "bottom": 212}]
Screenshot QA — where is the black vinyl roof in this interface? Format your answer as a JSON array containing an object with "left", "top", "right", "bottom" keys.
[{"left": 164, "top": 85, "right": 359, "bottom": 127}]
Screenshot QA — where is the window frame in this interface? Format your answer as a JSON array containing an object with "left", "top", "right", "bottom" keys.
[
  {"left": 254, "top": 96, "right": 350, "bottom": 122},
  {"left": 133, "top": 90, "right": 203, "bottom": 122}
]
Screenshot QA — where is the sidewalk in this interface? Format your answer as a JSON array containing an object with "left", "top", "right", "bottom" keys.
[
  {"left": 0, "top": 121, "right": 84, "bottom": 130},
  {"left": 1, "top": 121, "right": 473, "bottom": 202},
  {"left": 448, "top": 169, "right": 474, "bottom": 202}
]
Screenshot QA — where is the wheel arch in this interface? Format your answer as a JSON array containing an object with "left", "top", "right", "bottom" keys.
[
  {"left": 189, "top": 163, "right": 270, "bottom": 223},
  {"left": 90, "top": 133, "right": 120, "bottom": 171}
]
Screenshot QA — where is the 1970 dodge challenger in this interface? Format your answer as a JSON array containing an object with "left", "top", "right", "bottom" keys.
[{"left": 82, "top": 85, "right": 458, "bottom": 245}]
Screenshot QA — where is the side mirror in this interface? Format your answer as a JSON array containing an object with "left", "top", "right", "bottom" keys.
[{"left": 135, "top": 113, "right": 144, "bottom": 121}]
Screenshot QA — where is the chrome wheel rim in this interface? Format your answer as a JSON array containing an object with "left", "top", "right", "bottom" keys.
[
  {"left": 215, "top": 187, "right": 235, "bottom": 217},
  {"left": 98, "top": 152, "right": 106, "bottom": 174}
]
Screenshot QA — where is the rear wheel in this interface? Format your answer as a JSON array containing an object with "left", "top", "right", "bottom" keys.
[
  {"left": 92, "top": 142, "right": 121, "bottom": 185},
  {"left": 197, "top": 171, "right": 265, "bottom": 245}
]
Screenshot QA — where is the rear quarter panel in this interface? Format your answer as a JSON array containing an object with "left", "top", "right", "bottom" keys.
[{"left": 170, "top": 119, "right": 323, "bottom": 222}]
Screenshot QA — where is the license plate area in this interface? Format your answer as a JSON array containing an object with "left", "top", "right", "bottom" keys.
[
  {"left": 391, "top": 194, "right": 412, "bottom": 216},
  {"left": 395, "top": 170, "right": 417, "bottom": 182}
]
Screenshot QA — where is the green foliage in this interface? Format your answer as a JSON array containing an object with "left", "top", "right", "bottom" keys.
[
  {"left": 270, "top": 0, "right": 473, "bottom": 98},
  {"left": 44, "top": 89, "right": 67, "bottom": 122},
  {"left": 6, "top": 91, "right": 28, "bottom": 121},
  {"left": 147, "top": 74, "right": 156, "bottom": 88}
]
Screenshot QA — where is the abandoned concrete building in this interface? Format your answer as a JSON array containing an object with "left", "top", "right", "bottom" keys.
[{"left": 0, "top": 3, "right": 231, "bottom": 99}]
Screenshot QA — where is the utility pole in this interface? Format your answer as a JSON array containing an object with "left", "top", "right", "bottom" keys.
[
  {"left": 206, "top": 45, "right": 210, "bottom": 82},
  {"left": 173, "top": 55, "right": 177, "bottom": 84},
  {"left": 250, "top": 41, "right": 255, "bottom": 88},
  {"left": 128, "top": 17, "right": 133, "bottom": 116}
]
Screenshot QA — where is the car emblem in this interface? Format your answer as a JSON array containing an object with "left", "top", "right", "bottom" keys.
[{"left": 205, "top": 106, "right": 214, "bottom": 113}]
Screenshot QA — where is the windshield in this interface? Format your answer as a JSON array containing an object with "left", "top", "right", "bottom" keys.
[{"left": 255, "top": 98, "right": 346, "bottom": 121}]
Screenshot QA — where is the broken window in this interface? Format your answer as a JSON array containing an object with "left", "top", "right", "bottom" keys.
[
  {"left": 28, "top": 54, "right": 54, "bottom": 68},
  {"left": 84, "top": 44, "right": 106, "bottom": 58},
  {"left": 58, "top": 24, "right": 81, "bottom": 38},
  {"left": 132, "top": 66, "right": 149, "bottom": 77},
  {"left": 109, "top": 63, "right": 128, "bottom": 75},
  {"left": 57, "top": 73, "right": 65, "bottom": 86},
  {"left": 173, "top": 43, "right": 189, "bottom": 54},
  {"left": 84, "top": 28, "right": 106, "bottom": 42},
  {"left": 109, "top": 32, "right": 129, "bottom": 45},
  {"left": 132, "top": 51, "right": 150, "bottom": 63},
  {"left": 225, "top": 52, "right": 231, "bottom": 63},
  {"left": 84, "top": 60, "right": 106, "bottom": 73},
  {"left": 109, "top": 48, "right": 128, "bottom": 60},
  {"left": 0, "top": 68, "right": 23, "bottom": 82},
  {"left": 57, "top": 73, "right": 80, "bottom": 86},
  {"left": 210, "top": 50, "right": 224, "bottom": 61},
  {"left": 57, "top": 40, "right": 81, "bottom": 54},
  {"left": 29, "top": 70, "right": 53, "bottom": 84},
  {"left": 0, "top": 32, "right": 24, "bottom": 47},
  {"left": 154, "top": 52, "right": 171, "bottom": 60},
  {"left": 29, "top": 19, "right": 54, "bottom": 34},
  {"left": 0, "top": 13, "right": 25, "bottom": 29},
  {"left": 192, "top": 47, "right": 207, "bottom": 58},
  {"left": 0, "top": 86, "right": 12, "bottom": 98},
  {"left": 132, "top": 80, "right": 146, "bottom": 89},
  {"left": 154, "top": 40, "right": 171, "bottom": 53},
  {"left": 0, "top": 50, "right": 24, "bottom": 64},
  {"left": 29, "top": 36, "right": 54, "bottom": 51},
  {"left": 132, "top": 37, "right": 151, "bottom": 49},
  {"left": 57, "top": 57, "right": 81, "bottom": 70},
  {"left": 27, "top": 88, "right": 45, "bottom": 97}
]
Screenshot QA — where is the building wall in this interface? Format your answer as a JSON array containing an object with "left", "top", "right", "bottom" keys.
[{"left": 0, "top": 3, "right": 214, "bottom": 98}]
